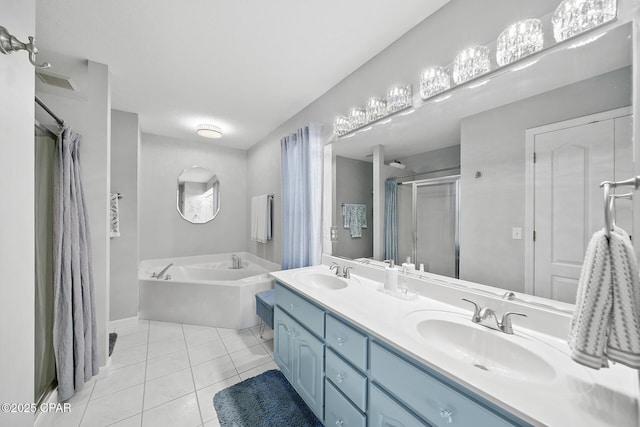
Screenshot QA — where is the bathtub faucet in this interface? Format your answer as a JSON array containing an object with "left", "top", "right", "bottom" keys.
[
  {"left": 231, "top": 254, "right": 242, "bottom": 269},
  {"left": 152, "top": 263, "right": 173, "bottom": 279}
]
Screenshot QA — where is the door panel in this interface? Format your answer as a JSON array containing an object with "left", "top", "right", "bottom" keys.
[
  {"left": 534, "top": 120, "right": 614, "bottom": 303},
  {"left": 293, "top": 324, "right": 324, "bottom": 420},
  {"left": 273, "top": 307, "right": 294, "bottom": 381}
]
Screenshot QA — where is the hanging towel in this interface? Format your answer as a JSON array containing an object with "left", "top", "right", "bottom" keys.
[
  {"left": 109, "top": 193, "right": 120, "bottom": 238},
  {"left": 568, "top": 226, "right": 640, "bottom": 369},
  {"left": 342, "top": 203, "right": 367, "bottom": 238},
  {"left": 251, "top": 194, "right": 272, "bottom": 243}
]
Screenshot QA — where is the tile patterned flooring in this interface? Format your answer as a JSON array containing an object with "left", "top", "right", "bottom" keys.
[{"left": 41, "top": 318, "right": 277, "bottom": 427}]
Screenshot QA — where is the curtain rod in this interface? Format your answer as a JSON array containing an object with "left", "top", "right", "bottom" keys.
[{"left": 35, "top": 95, "right": 64, "bottom": 127}]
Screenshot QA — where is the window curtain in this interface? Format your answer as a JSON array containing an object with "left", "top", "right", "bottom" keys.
[
  {"left": 281, "top": 122, "right": 323, "bottom": 269},
  {"left": 384, "top": 178, "right": 398, "bottom": 263},
  {"left": 53, "top": 127, "right": 98, "bottom": 401}
]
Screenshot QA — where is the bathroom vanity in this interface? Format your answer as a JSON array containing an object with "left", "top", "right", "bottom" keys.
[{"left": 270, "top": 258, "right": 639, "bottom": 427}]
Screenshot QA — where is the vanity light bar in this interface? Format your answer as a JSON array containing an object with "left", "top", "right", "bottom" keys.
[{"left": 334, "top": 0, "right": 619, "bottom": 137}]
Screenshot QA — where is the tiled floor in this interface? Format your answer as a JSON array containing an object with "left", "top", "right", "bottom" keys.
[{"left": 41, "top": 318, "right": 277, "bottom": 427}]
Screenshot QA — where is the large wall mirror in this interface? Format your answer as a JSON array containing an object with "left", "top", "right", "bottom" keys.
[
  {"left": 325, "top": 13, "right": 636, "bottom": 308},
  {"left": 177, "top": 166, "right": 220, "bottom": 224}
]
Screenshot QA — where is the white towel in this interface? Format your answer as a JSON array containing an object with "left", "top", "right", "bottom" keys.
[
  {"left": 251, "top": 194, "right": 271, "bottom": 243},
  {"left": 568, "top": 226, "right": 640, "bottom": 369},
  {"left": 109, "top": 193, "right": 120, "bottom": 238}
]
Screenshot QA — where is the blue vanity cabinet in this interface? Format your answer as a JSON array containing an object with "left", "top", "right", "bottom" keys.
[
  {"left": 369, "top": 384, "right": 426, "bottom": 427},
  {"left": 292, "top": 319, "right": 324, "bottom": 418},
  {"left": 273, "top": 306, "right": 295, "bottom": 381},
  {"left": 274, "top": 283, "right": 325, "bottom": 420},
  {"left": 274, "top": 280, "right": 528, "bottom": 427},
  {"left": 370, "top": 342, "right": 523, "bottom": 427}
]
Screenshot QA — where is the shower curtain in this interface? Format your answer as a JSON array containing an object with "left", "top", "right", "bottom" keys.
[
  {"left": 384, "top": 178, "right": 398, "bottom": 263},
  {"left": 53, "top": 127, "right": 98, "bottom": 402},
  {"left": 280, "top": 122, "right": 323, "bottom": 269}
]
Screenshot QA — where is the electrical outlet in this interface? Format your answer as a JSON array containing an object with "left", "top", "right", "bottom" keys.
[
  {"left": 330, "top": 226, "right": 337, "bottom": 242},
  {"left": 512, "top": 227, "right": 522, "bottom": 240}
]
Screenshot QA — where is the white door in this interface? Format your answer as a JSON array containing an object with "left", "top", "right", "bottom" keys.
[{"left": 533, "top": 119, "right": 615, "bottom": 303}]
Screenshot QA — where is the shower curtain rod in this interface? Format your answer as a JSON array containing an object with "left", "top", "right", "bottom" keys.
[{"left": 35, "top": 95, "right": 64, "bottom": 127}]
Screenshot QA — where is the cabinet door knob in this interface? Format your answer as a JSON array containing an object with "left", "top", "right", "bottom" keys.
[
  {"left": 335, "top": 419, "right": 344, "bottom": 427},
  {"left": 336, "top": 336, "right": 345, "bottom": 346},
  {"left": 336, "top": 373, "right": 345, "bottom": 383},
  {"left": 440, "top": 408, "right": 453, "bottom": 424}
]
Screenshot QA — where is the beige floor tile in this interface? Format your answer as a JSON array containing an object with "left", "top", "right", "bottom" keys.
[
  {"left": 80, "top": 384, "right": 143, "bottom": 427},
  {"left": 145, "top": 349, "right": 190, "bottom": 382},
  {"left": 191, "top": 355, "right": 237, "bottom": 390},
  {"left": 92, "top": 362, "right": 146, "bottom": 400},
  {"left": 141, "top": 393, "right": 201, "bottom": 427},
  {"left": 187, "top": 339, "right": 228, "bottom": 366}
]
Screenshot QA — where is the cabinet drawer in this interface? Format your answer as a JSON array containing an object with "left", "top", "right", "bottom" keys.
[
  {"left": 275, "top": 282, "right": 324, "bottom": 338},
  {"left": 326, "top": 315, "right": 368, "bottom": 370},
  {"left": 326, "top": 349, "right": 367, "bottom": 411},
  {"left": 369, "top": 384, "right": 426, "bottom": 427},
  {"left": 325, "top": 380, "right": 366, "bottom": 427},
  {"left": 370, "top": 343, "right": 516, "bottom": 427}
]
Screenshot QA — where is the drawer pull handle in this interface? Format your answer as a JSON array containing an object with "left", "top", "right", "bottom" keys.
[
  {"left": 336, "top": 373, "right": 345, "bottom": 383},
  {"left": 335, "top": 419, "right": 344, "bottom": 427},
  {"left": 336, "top": 337, "right": 345, "bottom": 346},
  {"left": 290, "top": 303, "right": 295, "bottom": 311},
  {"left": 440, "top": 408, "right": 453, "bottom": 424}
]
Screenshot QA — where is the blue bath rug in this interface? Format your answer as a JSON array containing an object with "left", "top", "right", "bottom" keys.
[{"left": 213, "top": 370, "right": 322, "bottom": 427}]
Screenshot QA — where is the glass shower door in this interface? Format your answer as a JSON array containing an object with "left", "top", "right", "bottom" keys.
[
  {"left": 35, "top": 123, "right": 56, "bottom": 402},
  {"left": 414, "top": 178, "right": 459, "bottom": 278}
]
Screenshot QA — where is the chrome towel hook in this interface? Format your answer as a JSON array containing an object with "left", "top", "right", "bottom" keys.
[
  {"left": 0, "top": 26, "right": 50, "bottom": 68},
  {"left": 600, "top": 176, "right": 640, "bottom": 237}
]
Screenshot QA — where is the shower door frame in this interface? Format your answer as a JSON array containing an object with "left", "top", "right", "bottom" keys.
[
  {"left": 403, "top": 175, "right": 460, "bottom": 278},
  {"left": 34, "top": 120, "right": 59, "bottom": 405}
]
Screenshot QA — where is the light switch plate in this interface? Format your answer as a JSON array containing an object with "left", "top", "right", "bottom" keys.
[
  {"left": 512, "top": 227, "right": 522, "bottom": 240},
  {"left": 330, "top": 226, "right": 337, "bottom": 242}
]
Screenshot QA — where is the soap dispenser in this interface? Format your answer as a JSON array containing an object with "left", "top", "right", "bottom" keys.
[
  {"left": 402, "top": 256, "right": 415, "bottom": 271},
  {"left": 384, "top": 259, "right": 398, "bottom": 293}
]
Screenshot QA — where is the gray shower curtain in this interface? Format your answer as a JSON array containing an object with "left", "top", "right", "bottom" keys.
[{"left": 52, "top": 128, "right": 98, "bottom": 402}]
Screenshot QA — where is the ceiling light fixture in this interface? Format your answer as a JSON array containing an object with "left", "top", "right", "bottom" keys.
[{"left": 196, "top": 124, "right": 223, "bottom": 139}]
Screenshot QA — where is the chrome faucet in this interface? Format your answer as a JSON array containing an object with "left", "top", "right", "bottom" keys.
[
  {"left": 502, "top": 291, "right": 516, "bottom": 301},
  {"left": 462, "top": 299, "right": 527, "bottom": 335},
  {"left": 152, "top": 263, "right": 173, "bottom": 280},
  {"left": 231, "top": 254, "right": 242, "bottom": 269},
  {"left": 330, "top": 263, "right": 353, "bottom": 279}
]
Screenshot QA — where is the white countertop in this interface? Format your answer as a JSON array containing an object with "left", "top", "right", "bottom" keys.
[{"left": 270, "top": 262, "right": 640, "bottom": 427}]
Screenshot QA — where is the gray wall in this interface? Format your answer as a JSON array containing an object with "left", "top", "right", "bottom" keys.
[
  {"left": 334, "top": 157, "right": 373, "bottom": 259},
  {"left": 140, "top": 133, "right": 248, "bottom": 260},
  {"left": 37, "top": 60, "right": 112, "bottom": 368},
  {"left": 396, "top": 145, "right": 461, "bottom": 177},
  {"left": 246, "top": 0, "right": 560, "bottom": 265},
  {"left": 110, "top": 110, "right": 140, "bottom": 320},
  {"left": 460, "top": 67, "right": 631, "bottom": 291},
  {"left": 0, "top": 1, "right": 35, "bottom": 425}
]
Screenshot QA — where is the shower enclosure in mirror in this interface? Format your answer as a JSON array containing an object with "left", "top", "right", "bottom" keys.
[
  {"left": 177, "top": 166, "right": 220, "bottom": 224},
  {"left": 397, "top": 175, "right": 460, "bottom": 278}
]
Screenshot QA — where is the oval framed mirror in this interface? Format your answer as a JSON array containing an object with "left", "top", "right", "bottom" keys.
[{"left": 176, "top": 166, "right": 220, "bottom": 224}]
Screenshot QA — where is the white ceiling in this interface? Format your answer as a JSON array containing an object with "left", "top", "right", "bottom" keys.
[{"left": 35, "top": 0, "right": 449, "bottom": 150}]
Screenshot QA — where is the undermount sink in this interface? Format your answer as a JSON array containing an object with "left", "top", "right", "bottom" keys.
[
  {"left": 294, "top": 271, "right": 352, "bottom": 290},
  {"left": 404, "top": 311, "right": 592, "bottom": 389}
]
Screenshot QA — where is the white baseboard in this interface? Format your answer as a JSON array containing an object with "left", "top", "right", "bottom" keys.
[{"left": 109, "top": 315, "right": 140, "bottom": 329}]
